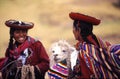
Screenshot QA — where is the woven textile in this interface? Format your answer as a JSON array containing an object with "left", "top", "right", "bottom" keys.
[
  {"left": 73, "top": 37, "right": 120, "bottom": 79},
  {"left": 48, "top": 62, "right": 68, "bottom": 79}
]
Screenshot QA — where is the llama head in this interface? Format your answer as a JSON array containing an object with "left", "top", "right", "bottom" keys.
[{"left": 49, "top": 40, "right": 74, "bottom": 65}]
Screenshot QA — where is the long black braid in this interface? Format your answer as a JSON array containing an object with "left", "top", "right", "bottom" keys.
[
  {"left": 5, "top": 28, "right": 15, "bottom": 57},
  {"left": 73, "top": 20, "right": 100, "bottom": 48}
]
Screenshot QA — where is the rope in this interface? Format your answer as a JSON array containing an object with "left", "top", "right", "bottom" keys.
[
  {"left": 0, "top": 60, "right": 17, "bottom": 72},
  {"left": 21, "top": 65, "right": 35, "bottom": 79},
  {"left": 0, "top": 60, "right": 35, "bottom": 79}
]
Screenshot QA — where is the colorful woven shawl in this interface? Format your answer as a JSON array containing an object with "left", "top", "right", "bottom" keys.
[
  {"left": 73, "top": 37, "right": 120, "bottom": 79},
  {"left": 48, "top": 62, "right": 68, "bottom": 79}
]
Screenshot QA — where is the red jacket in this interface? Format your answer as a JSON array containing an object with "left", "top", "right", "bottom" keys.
[
  {"left": 0, "top": 36, "right": 49, "bottom": 78},
  {"left": 0, "top": 57, "right": 8, "bottom": 70},
  {"left": 26, "top": 41, "right": 49, "bottom": 74}
]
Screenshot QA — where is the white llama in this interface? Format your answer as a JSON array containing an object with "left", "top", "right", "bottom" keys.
[{"left": 48, "top": 40, "right": 78, "bottom": 79}]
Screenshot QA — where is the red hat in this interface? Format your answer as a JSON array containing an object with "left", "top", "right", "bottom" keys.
[
  {"left": 69, "top": 12, "right": 101, "bottom": 25},
  {"left": 5, "top": 19, "right": 34, "bottom": 29}
]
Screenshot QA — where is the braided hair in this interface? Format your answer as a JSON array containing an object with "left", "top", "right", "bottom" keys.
[{"left": 5, "top": 28, "right": 15, "bottom": 57}]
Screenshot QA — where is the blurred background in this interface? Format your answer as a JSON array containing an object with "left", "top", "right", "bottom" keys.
[
  {"left": 0, "top": 0, "right": 120, "bottom": 56},
  {"left": 0, "top": 0, "right": 120, "bottom": 78}
]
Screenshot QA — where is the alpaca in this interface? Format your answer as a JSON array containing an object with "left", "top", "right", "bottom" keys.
[{"left": 48, "top": 40, "right": 78, "bottom": 79}]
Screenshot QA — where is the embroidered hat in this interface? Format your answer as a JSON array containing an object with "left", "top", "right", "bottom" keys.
[
  {"left": 5, "top": 19, "right": 34, "bottom": 29},
  {"left": 69, "top": 12, "right": 101, "bottom": 25}
]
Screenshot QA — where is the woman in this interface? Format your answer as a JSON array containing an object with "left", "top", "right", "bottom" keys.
[
  {"left": 0, "top": 19, "right": 49, "bottom": 79},
  {"left": 69, "top": 12, "right": 120, "bottom": 79}
]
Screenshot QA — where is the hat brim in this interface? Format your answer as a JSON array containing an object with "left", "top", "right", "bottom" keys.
[
  {"left": 69, "top": 12, "right": 101, "bottom": 25},
  {"left": 5, "top": 20, "right": 34, "bottom": 29}
]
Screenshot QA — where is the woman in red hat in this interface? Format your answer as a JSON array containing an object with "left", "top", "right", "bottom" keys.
[
  {"left": 0, "top": 20, "right": 49, "bottom": 79},
  {"left": 68, "top": 12, "right": 120, "bottom": 79}
]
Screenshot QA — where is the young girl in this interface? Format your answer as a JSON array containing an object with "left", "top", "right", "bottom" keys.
[{"left": 0, "top": 19, "right": 49, "bottom": 79}]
